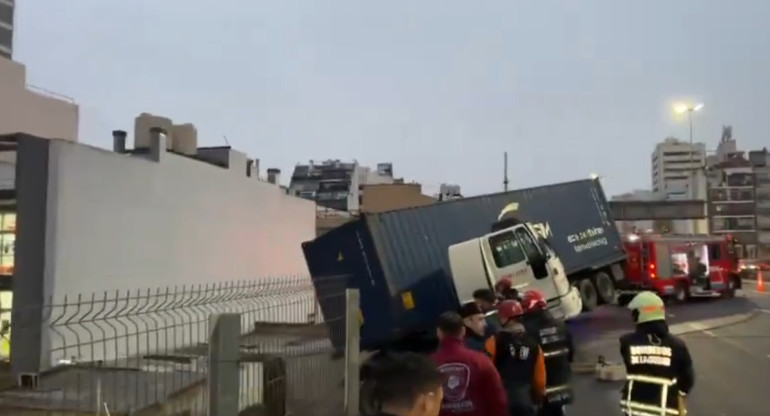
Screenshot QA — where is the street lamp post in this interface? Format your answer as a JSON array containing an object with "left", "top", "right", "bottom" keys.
[{"left": 674, "top": 103, "right": 704, "bottom": 166}]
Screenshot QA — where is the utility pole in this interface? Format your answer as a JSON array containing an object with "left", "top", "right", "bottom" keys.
[{"left": 503, "top": 152, "right": 509, "bottom": 192}]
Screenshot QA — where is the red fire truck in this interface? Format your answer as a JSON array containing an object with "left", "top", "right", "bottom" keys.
[{"left": 616, "top": 233, "right": 742, "bottom": 305}]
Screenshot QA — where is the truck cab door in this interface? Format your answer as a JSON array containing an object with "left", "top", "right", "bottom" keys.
[{"left": 482, "top": 228, "right": 537, "bottom": 291}]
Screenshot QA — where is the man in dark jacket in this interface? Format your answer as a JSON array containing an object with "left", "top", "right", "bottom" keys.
[
  {"left": 360, "top": 351, "right": 444, "bottom": 416},
  {"left": 431, "top": 311, "right": 508, "bottom": 416},
  {"left": 459, "top": 302, "right": 496, "bottom": 358},
  {"left": 521, "top": 290, "right": 574, "bottom": 416},
  {"left": 620, "top": 291, "right": 695, "bottom": 416},
  {"left": 472, "top": 288, "right": 497, "bottom": 313}
]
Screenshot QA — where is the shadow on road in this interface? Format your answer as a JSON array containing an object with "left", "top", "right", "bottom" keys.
[{"left": 567, "top": 295, "right": 759, "bottom": 345}]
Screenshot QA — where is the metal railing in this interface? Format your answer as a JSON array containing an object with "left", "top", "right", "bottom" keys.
[{"left": 1, "top": 274, "right": 356, "bottom": 416}]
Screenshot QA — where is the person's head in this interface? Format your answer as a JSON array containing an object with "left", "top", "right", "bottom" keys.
[
  {"left": 496, "top": 299, "right": 525, "bottom": 327},
  {"left": 360, "top": 351, "right": 444, "bottom": 416},
  {"left": 627, "top": 291, "right": 666, "bottom": 325},
  {"left": 459, "top": 302, "right": 486, "bottom": 336},
  {"left": 472, "top": 288, "right": 497, "bottom": 311},
  {"left": 436, "top": 311, "right": 465, "bottom": 340},
  {"left": 521, "top": 289, "right": 547, "bottom": 314}
]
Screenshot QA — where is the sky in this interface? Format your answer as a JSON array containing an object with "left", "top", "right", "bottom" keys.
[{"left": 13, "top": 0, "right": 770, "bottom": 197}]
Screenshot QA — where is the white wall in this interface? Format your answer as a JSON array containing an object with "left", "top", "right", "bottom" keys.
[
  {"left": 46, "top": 140, "right": 315, "bottom": 296},
  {"left": 34, "top": 139, "right": 317, "bottom": 365}
]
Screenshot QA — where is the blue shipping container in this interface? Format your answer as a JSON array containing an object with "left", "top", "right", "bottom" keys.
[{"left": 303, "top": 179, "right": 625, "bottom": 351}]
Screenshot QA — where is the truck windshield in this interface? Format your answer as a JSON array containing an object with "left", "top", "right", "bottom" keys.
[{"left": 488, "top": 231, "right": 527, "bottom": 267}]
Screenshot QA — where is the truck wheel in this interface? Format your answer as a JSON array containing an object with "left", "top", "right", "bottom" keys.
[
  {"left": 592, "top": 272, "right": 615, "bottom": 305},
  {"left": 577, "top": 279, "right": 599, "bottom": 311}
]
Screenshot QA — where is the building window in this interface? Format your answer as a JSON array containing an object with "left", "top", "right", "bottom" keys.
[
  {"left": 0, "top": 213, "right": 14, "bottom": 276},
  {"left": 726, "top": 173, "right": 754, "bottom": 187},
  {"left": 711, "top": 203, "right": 755, "bottom": 217},
  {"left": 0, "top": 26, "right": 11, "bottom": 51},
  {"left": 0, "top": 3, "right": 13, "bottom": 27},
  {"left": 711, "top": 217, "right": 755, "bottom": 232}
]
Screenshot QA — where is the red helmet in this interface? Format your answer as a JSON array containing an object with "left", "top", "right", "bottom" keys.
[
  {"left": 497, "top": 300, "right": 525, "bottom": 322},
  {"left": 522, "top": 290, "right": 547, "bottom": 312},
  {"left": 495, "top": 277, "right": 513, "bottom": 292}
]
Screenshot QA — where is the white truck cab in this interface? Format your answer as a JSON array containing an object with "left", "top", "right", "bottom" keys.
[{"left": 448, "top": 221, "right": 583, "bottom": 320}]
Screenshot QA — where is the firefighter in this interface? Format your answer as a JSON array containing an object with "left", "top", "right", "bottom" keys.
[
  {"left": 495, "top": 277, "right": 522, "bottom": 301},
  {"left": 494, "top": 299, "right": 547, "bottom": 416},
  {"left": 520, "top": 290, "right": 574, "bottom": 416},
  {"left": 619, "top": 291, "right": 695, "bottom": 416}
]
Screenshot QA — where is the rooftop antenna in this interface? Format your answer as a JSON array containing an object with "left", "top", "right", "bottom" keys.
[
  {"left": 222, "top": 134, "right": 230, "bottom": 146},
  {"left": 503, "top": 152, "right": 509, "bottom": 192}
]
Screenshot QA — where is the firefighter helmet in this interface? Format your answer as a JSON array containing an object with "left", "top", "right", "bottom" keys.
[
  {"left": 522, "top": 289, "right": 547, "bottom": 312},
  {"left": 627, "top": 291, "right": 666, "bottom": 324},
  {"left": 497, "top": 299, "right": 525, "bottom": 322}
]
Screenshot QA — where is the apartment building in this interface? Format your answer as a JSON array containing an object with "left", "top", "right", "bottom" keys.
[
  {"left": 651, "top": 137, "right": 707, "bottom": 233},
  {"left": 706, "top": 153, "right": 756, "bottom": 257},
  {"left": 651, "top": 137, "right": 706, "bottom": 197},
  {"left": 749, "top": 149, "right": 770, "bottom": 258},
  {"left": 289, "top": 160, "right": 396, "bottom": 212},
  {"left": 0, "top": 0, "right": 13, "bottom": 59}
]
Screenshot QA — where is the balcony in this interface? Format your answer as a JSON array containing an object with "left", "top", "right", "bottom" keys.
[
  {"left": 710, "top": 202, "right": 755, "bottom": 217},
  {"left": 711, "top": 217, "right": 755, "bottom": 232},
  {"left": 709, "top": 188, "right": 755, "bottom": 202}
]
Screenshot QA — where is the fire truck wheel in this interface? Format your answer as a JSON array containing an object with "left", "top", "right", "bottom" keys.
[
  {"left": 592, "top": 272, "right": 616, "bottom": 305},
  {"left": 723, "top": 277, "right": 738, "bottom": 298},
  {"left": 577, "top": 279, "right": 599, "bottom": 311}
]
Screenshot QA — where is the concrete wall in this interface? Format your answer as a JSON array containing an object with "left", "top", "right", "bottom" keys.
[
  {"left": 11, "top": 134, "right": 316, "bottom": 373},
  {"left": 360, "top": 183, "right": 436, "bottom": 214},
  {"left": 0, "top": 58, "right": 79, "bottom": 140}
]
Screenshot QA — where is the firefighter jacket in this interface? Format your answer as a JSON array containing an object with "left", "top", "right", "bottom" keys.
[
  {"left": 494, "top": 326, "right": 547, "bottom": 415},
  {"left": 619, "top": 320, "right": 695, "bottom": 416},
  {"left": 431, "top": 337, "right": 508, "bottom": 416},
  {"left": 523, "top": 310, "right": 575, "bottom": 406}
]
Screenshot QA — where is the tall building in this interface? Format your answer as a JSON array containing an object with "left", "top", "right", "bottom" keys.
[
  {"left": 289, "top": 160, "right": 396, "bottom": 212},
  {"left": 651, "top": 137, "right": 707, "bottom": 233},
  {"left": 706, "top": 153, "right": 756, "bottom": 257},
  {"left": 651, "top": 137, "right": 707, "bottom": 198},
  {"left": 0, "top": 0, "right": 13, "bottom": 59},
  {"left": 749, "top": 148, "right": 770, "bottom": 258}
]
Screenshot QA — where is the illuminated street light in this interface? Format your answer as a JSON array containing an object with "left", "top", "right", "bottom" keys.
[{"left": 672, "top": 102, "right": 704, "bottom": 166}]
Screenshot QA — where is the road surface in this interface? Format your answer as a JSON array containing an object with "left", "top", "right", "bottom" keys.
[{"left": 569, "top": 287, "right": 770, "bottom": 416}]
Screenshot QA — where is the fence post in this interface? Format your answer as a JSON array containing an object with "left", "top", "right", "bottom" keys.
[
  {"left": 343, "top": 289, "right": 361, "bottom": 416},
  {"left": 209, "top": 313, "right": 241, "bottom": 416}
]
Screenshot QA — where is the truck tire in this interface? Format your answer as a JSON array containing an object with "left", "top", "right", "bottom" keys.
[
  {"left": 577, "top": 279, "right": 599, "bottom": 311},
  {"left": 723, "top": 275, "right": 740, "bottom": 298},
  {"left": 592, "top": 272, "right": 615, "bottom": 305}
]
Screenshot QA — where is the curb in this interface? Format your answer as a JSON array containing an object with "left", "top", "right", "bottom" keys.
[{"left": 569, "top": 309, "right": 760, "bottom": 375}]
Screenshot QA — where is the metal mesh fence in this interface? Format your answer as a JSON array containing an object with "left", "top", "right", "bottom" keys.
[{"left": 0, "top": 274, "right": 351, "bottom": 416}]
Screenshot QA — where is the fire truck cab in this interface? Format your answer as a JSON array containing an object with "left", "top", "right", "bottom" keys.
[{"left": 617, "top": 233, "right": 741, "bottom": 305}]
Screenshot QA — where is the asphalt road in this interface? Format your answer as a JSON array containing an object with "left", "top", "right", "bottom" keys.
[{"left": 567, "top": 288, "right": 770, "bottom": 416}]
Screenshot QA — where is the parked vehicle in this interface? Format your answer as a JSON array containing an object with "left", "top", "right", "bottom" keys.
[
  {"left": 303, "top": 178, "right": 627, "bottom": 351},
  {"left": 617, "top": 233, "right": 742, "bottom": 305}
]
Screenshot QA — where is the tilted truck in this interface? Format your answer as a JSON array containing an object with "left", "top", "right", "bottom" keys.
[{"left": 303, "top": 178, "right": 627, "bottom": 352}]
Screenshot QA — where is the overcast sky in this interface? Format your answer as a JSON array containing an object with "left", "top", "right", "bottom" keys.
[{"left": 13, "top": 0, "right": 770, "bottom": 196}]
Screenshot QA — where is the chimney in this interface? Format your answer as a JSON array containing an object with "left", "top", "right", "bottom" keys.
[
  {"left": 112, "top": 130, "right": 127, "bottom": 153},
  {"left": 247, "top": 159, "right": 261, "bottom": 178},
  {"left": 267, "top": 168, "right": 281, "bottom": 185},
  {"left": 149, "top": 127, "right": 167, "bottom": 162}
]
